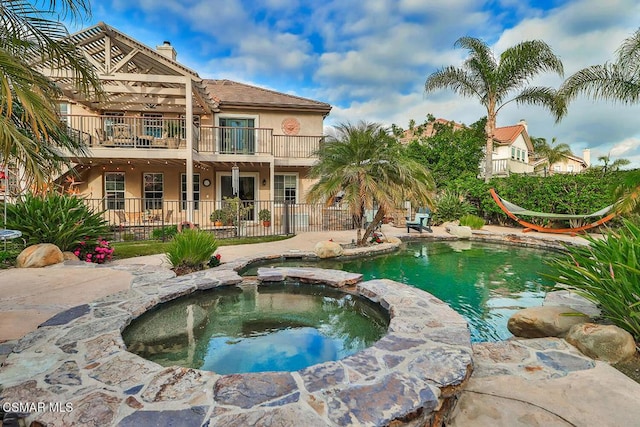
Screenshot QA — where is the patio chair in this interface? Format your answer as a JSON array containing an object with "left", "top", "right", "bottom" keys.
[
  {"left": 115, "top": 210, "right": 129, "bottom": 230},
  {"left": 95, "top": 129, "right": 107, "bottom": 146},
  {"left": 406, "top": 208, "right": 432, "bottom": 233},
  {"left": 150, "top": 210, "right": 173, "bottom": 224}
]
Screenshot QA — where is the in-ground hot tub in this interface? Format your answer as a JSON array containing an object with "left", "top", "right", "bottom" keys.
[
  {"left": 122, "top": 281, "right": 390, "bottom": 374},
  {"left": 0, "top": 265, "right": 473, "bottom": 426}
]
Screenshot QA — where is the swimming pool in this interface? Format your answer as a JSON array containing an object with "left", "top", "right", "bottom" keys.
[{"left": 243, "top": 241, "right": 557, "bottom": 342}]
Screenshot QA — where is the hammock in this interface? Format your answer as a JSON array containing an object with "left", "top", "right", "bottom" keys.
[{"left": 489, "top": 188, "right": 616, "bottom": 234}]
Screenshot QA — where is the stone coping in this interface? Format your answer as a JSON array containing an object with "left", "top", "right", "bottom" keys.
[{"left": 0, "top": 262, "right": 473, "bottom": 426}]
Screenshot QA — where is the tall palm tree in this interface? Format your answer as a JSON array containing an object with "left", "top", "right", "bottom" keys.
[
  {"left": 561, "top": 29, "right": 640, "bottom": 214},
  {"left": 306, "top": 122, "right": 434, "bottom": 246},
  {"left": 425, "top": 37, "right": 566, "bottom": 182},
  {"left": 561, "top": 29, "right": 640, "bottom": 104},
  {"left": 0, "top": 0, "right": 101, "bottom": 184}
]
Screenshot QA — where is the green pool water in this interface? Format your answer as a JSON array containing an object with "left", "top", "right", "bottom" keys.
[
  {"left": 243, "top": 241, "right": 557, "bottom": 342},
  {"left": 122, "top": 283, "right": 389, "bottom": 374}
]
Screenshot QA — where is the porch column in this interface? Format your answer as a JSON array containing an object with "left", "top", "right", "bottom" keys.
[{"left": 185, "top": 77, "right": 194, "bottom": 222}]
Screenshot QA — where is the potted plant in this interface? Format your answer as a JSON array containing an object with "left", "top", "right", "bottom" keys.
[
  {"left": 258, "top": 208, "right": 271, "bottom": 227},
  {"left": 221, "top": 196, "right": 253, "bottom": 226},
  {"left": 210, "top": 210, "right": 225, "bottom": 227},
  {"left": 164, "top": 120, "right": 181, "bottom": 149}
]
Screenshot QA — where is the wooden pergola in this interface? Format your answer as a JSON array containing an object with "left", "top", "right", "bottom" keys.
[{"left": 41, "top": 22, "right": 220, "bottom": 221}]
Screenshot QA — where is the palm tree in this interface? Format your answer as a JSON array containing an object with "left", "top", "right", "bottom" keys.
[
  {"left": 596, "top": 154, "right": 631, "bottom": 176},
  {"left": 425, "top": 37, "right": 566, "bottom": 182},
  {"left": 0, "top": 0, "right": 101, "bottom": 184},
  {"left": 530, "top": 136, "right": 573, "bottom": 172},
  {"left": 306, "top": 122, "right": 435, "bottom": 246},
  {"left": 560, "top": 29, "right": 640, "bottom": 105},
  {"left": 561, "top": 29, "right": 640, "bottom": 214}
]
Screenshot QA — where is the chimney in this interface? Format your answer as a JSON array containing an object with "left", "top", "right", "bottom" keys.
[
  {"left": 156, "top": 40, "right": 177, "bottom": 61},
  {"left": 583, "top": 148, "right": 591, "bottom": 167},
  {"left": 518, "top": 119, "right": 528, "bottom": 132}
]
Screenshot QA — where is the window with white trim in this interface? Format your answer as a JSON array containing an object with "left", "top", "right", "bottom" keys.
[
  {"left": 143, "top": 173, "right": 163, "bottom": 209},
  {"left": 105, "top": 172, "right": 125, "bottom": 210},
  {"left": 181, "top": 174, "right": 200, "bottom": 210},
  {"left": 511, "top": 147, "right": 516, "bottom": 160},
  {"left": 274, "top": 175, "right": 297, "bottom": 203}
]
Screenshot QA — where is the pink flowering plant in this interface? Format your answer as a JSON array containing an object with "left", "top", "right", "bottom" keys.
[{"left": 73, "top": 237, "right": 115, "bottom": 264}]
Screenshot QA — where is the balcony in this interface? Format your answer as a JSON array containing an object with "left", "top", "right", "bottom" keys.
[
  {"left": 62, "top": 115, "right": 323, "bottom": 159},
  {"left": 479, "top": 158, "right": 535, "bottom": 177}
]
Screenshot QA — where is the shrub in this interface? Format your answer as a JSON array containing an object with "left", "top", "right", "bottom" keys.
[
  {"left": 459, "top": 214, "right": 485, "bottom": 229},
  {"left": 545, "top": 220, "right": 640, "bottom": 340},
  {"left": 166, "top": 228, "right": 218, "bottom": 272},
  {"left": 122, "top": 233, "right": 137, "bottom": 241},
  {"left": 73, "top": 237, "right": 114, "bottom": 264},
  {"left": 0, "top": 241, "right": 21, "bottom": 269},
  {"left": 5, "top": 192, "right": 110, "bottom": 251},
  {"left": 431, "top": 190, "right": 475, "bottom": 225},
  {"left": 151, "top": 225, "right": 178, "bottom": 240}
]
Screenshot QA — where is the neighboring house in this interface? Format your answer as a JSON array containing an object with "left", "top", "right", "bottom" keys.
[
  {"left": 400, "top": 118, "right": 535, "bottom": 178},
  {"left": 39, "top": 23, "right": 331, "bottom": 227},
  {"left": 532, "top": 149, "right": 590, "bottom": 176},
  {"left": 398, "top": 118, "right": 465, "bottom": 144},
  {"left": 486, "top": 120, "right": 535, "bottom": 176},
  {"left": 549, "top": 150, "right": 590, "bottom": 174}
]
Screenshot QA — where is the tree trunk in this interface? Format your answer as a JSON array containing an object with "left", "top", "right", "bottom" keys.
[
  {"left": 484, "top": 111, "right": 496, "bottom": 183},
  {"left": 358, "top": 208, "right": 386, "bottom": 246}
]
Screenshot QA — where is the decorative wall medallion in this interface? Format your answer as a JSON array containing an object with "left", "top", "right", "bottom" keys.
[{"left": 281, "top": 118, "right": 301, "bottom": 135}]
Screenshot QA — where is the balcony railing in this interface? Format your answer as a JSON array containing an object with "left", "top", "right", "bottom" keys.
[
  {"left": 479, "top": 158, "right": 535, "bottom": 177},
  {"left": 62, "top": 115, "right": 323, "bottom": 158}
]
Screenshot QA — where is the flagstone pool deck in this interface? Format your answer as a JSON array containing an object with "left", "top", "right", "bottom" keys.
[{"left": 1, "top": 225, "right": 639, "bottom": 426}]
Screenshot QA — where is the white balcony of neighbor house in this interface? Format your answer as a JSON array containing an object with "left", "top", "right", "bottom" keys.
[
  {"left": 62, "top": 115, "right": 324, "bottom": 165},
  {"left": 479, "top": 158, "right": 535, "bottom": 178}
]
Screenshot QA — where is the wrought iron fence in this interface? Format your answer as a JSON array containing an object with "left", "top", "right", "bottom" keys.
[{"left": 82, "top": 198, "right": 355, "bottom": 242}]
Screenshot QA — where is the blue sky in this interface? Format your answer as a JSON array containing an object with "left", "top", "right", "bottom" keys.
[{"left": 69, "top": 0, "right": 640, "bottom": 168}]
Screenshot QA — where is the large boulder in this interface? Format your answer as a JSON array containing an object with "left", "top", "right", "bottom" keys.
[
  {"left": 446, "top": 225, "right": 472, "bottom": 239},
  {"left": 314, "top": 240, "right": 344, "bottom": 259},
  {"left": 565, "top": 323, "right": 637, "bottom": 363},
  {"left": 507, "top": 306, "right": 590, "bottom": 338},
  {"left": 544, "top": 290, "right": 601, "bottom": 318},
  {"left": 16, "top": 244, "right": 64, "bottom": 268}
]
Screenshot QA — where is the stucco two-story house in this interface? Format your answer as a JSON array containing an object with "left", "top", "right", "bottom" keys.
[
  {"left": 41, "top": 23, "right": 332, "bottom": 230},
  {"left": 488, "top": 120, "right": 535, "bottom": 176}
]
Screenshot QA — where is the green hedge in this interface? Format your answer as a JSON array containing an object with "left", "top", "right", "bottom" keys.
[{"left": 445, "top": 170, "right": 628, "bottom": 227}]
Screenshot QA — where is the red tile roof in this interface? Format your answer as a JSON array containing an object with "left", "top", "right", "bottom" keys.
[{"left": 493, "top": 124, "right": 525, "bottom": 145}]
